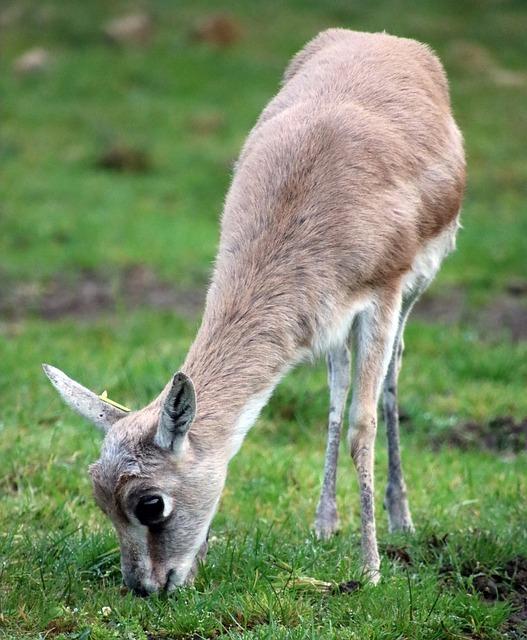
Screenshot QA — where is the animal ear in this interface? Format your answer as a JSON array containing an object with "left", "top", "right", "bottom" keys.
[
  {"left": 155, "top": 372, "right": 196, "bottom": 454},
  {"left": 42, "top": 364, "right": 127, "bottom": 432}
]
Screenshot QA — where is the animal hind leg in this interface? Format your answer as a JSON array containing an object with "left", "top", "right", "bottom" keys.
[
  {"left": 382, "top": 279, "right": 433, "bottom": 532},
  {"left": 347, "top": 287, "right": 402, "bottom": 583},
  {"left": 314, "top": 343, "right": 351, "bottom": 539}
]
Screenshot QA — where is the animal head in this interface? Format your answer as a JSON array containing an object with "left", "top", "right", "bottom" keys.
[{"left": 42, "top": 365, "right": 225, "bottom": 595}]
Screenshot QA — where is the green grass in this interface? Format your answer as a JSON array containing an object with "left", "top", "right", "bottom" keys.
[{"left": 1, "top": 1, "right": 527, "bottom": 638}]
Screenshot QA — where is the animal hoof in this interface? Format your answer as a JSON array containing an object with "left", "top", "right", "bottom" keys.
[
  {"left": 385, "top": 485, "right": 415, "bottom": 534},
  {"left": 389, "top": 520, "right": 415, "bottom": 534},
  {"left": 314, "top": 504, "right": 340, "bottom": 540},
  {"left": 314, "top": 496, "right": 340, "bottom": 540},
  {"left": 314, "top": 518, "right": 340, "bottom": 540},
  {"left": 364, "top": 566, "right": 381, "bottom": 585},
  {"left": 387, "top": 508, "right": 415, "bottom": 534}
]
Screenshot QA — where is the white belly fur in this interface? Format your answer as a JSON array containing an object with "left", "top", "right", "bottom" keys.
[{"left": 402, "top": 217, "right": 460, "bottom": 296}]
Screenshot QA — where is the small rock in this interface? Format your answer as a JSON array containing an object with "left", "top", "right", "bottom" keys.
[
  {"left": 13, "top": 47, "right": 50, "bottom": 75},
  {"left": 192, "top": 14, "right": 242, "bottom": 47},
  {"left": 103, "top": 13, "right": 153, "bottom": 46}
]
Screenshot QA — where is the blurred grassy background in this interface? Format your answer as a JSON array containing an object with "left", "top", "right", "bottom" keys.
[
  {"left": 1, "top": 1, "right": 527, "bottom": 638},
  {"left": 2, "top": 0, "right": 527, "bottom": 292}
]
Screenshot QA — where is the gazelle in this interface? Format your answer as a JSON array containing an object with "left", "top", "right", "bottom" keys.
[{"left": 44, "top": 28, "right": 465, "bottom": 594}]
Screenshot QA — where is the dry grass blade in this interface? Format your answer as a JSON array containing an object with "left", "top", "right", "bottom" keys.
[{"left": 269, "top": 558, "right": 360, "bottom": 594}]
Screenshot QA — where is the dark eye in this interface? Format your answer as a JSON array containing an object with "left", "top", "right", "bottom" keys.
[{"left": 135, "top": 495, "right": 165, "bottom": 526}]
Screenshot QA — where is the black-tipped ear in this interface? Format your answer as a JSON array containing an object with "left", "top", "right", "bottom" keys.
[{"left": 155, "top": 372, "right": 196, "bottom": 454}]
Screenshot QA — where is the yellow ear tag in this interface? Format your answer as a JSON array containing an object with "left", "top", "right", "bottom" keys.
[{"left": 99, "top": 390, "right": 131, "bottom": 412}]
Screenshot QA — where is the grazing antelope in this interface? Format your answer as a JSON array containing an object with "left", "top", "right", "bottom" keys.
[{"left": 44, "top": 28, "right": 465, "bottom": 594}]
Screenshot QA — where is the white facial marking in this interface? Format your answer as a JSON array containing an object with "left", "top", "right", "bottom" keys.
[
  {"left": 166, "top": 494, "right": 222, "bottom": 590},
  {"left": 161, "top": 493, "right": 173, "bottom": 518},
  {"left": 121, "top": 522, "right": 156, "bottom": 590}
]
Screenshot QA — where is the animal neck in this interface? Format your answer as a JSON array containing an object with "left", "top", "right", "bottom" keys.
[{"left": 181, "top": 267, "right": 307, "bottom": 459}]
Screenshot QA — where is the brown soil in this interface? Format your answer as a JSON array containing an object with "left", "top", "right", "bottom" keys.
[
  {"left": 96, "top": 144, "right": 151, "bottom": 173},
  {"left": 433, "top": 416, "right": 527, "bottom": 454},
  {"left": 426, "top": 533, "right": 449, "bottom": 550},
  {"left": 188, "top": 111, "right": 226, "bottom": 135},
  {"left": 44, "top": 618, "right": 77, "bottom": 636},
  {"left": 2, "top": 276, "right": 526, "bottom": 346},
  {"left": 506, "top": 280, "right": 527, "bottom": 297},
  {"left": 443, "top": 556, "right": 527, "bottom": 638},
  {"left": 191, "top": 14, "right": 243, "bottom": 47},
  {"left": 414, "top": 287, "right": 527, "bottom": 342},
  {"left": 383, "top": 544, "right": 413, "bottom": 566},
  {"left": 414, "top": 286, "right": 467, "bottom": 325},
  {"left": 334, "top": 579, "right": 361, "bottom": 594},
  {"left": 0, "top": 265, "right": 205, "bottom": 321},
  {"left": 482, "top": 297, "right": 527, "bottom": 343}
]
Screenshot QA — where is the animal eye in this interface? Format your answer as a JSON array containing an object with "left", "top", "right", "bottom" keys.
[{"left": 135, "top": 495, "right": 165, "bottom": 526}]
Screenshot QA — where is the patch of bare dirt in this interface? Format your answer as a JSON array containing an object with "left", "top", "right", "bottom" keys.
[
  {"left": 482, "top": 297, "right": 527, "bottom": 343},
  {"left": 3, "top": 275, "right": 526, "bottom": 344},
  {"left": 96, "top": 144, "right": 151, "bottom": 173},
  {"left": 414, "top": 287, "right": 527, "bottom": 342},
  {"left": 191, "top": 14, "right": 243, "bottom": 47},
  {"left": 414, "top": 286, "right": 466, "bottom": 325},
  {"left": 333, "top": 579, "right": 361, "bottom": 594},
  {"left": 383, "top": 544, "right": 413, "bottom": 566},
  {"left": 0, "top": 266, "right": 205, "bottom": 321},
  {"left": 44, "top": 618, "right": 77, "bottom": 636},
  {"left": 506, "top": 280, "right": 527, "bottom": 297},
  {"left": 433, "top": 416, "right": 527, "bottom": 454},
  {"left": 443, "top": 556, "right": 527, "bottom": 638},
  {"left": 121, "top": 265, "right": 205, "bottom": 314},
  {"left": 188, "top": 111, "right": 226, "bottom": 136},
  {"left": 426, "top": 533, "right": 449, "bottom": 550}
]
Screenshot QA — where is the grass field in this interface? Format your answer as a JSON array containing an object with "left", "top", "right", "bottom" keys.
[{"left": 1, "top": 1, "right": 527, "bottom": 638}]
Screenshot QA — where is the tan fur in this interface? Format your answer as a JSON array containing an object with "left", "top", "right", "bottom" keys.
[
  {"left": 50, "top": 29, "right": 465, "bottom": 593},
  {"left": 182, "top": 28, "right": 464, "bottom": 447}
]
